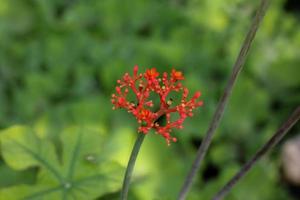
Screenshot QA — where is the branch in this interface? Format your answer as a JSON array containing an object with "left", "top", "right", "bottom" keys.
[
  {"left": 212, "top": 106, "right": 300, "bottom": 200},
  {"left": 177, "top": 0, "right": 270, "bottom": 199}
]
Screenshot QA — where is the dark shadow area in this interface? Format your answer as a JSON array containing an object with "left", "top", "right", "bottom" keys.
[{"left": 284, "top": 0, "right": 300, "bottom": 13}]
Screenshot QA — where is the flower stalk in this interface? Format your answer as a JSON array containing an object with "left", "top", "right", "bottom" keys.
[
  {"left": 121, "top": 133, "right": 146, "bottom": 200},
  {"left": 212, "top": 106, "right": 300, "bottom": 200},
  {"left": 112, "top": 67, "right": 203, "bottom": 198},
  {"left": 177, "top": 0, "right": 270, "bottom": 199}
]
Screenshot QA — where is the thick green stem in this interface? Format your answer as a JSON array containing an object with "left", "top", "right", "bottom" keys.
[{"left": 121, "top": 133, "right": 146, "bottom": 200}]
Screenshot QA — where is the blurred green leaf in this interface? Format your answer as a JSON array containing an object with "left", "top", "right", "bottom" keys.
[{"left": 0, "top": 125, "right": 123, "bottom": 200}]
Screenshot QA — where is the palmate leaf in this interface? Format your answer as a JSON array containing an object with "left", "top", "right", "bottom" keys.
[{"left": 0, "top": 125, "right": 123, "bottom": 200}]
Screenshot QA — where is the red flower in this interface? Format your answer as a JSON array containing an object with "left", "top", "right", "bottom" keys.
[
  {"left": 111, "top": 66, "right": 203, "bottom": 145},
  {"left": 139, "top": 109, "right": 151, "bottom": 120},
  {"left": 145, "top": 68, "right": 159, "bottom": 79},
  {"left": 171, "top": 69, "right": 184, "bottom": 80}
]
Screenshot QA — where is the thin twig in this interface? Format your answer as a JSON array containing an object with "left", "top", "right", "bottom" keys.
[
  {"left": 177, "top": 0, "right": 270, "bottom": 199},
  {"left": 121, "top": 133, "right": 145, "bottom": 200},
  {"left": 212, "top": 106, "right": 300, "bottom": 200}
]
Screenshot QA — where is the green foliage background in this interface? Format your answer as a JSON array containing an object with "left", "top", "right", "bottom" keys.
[{"left": 0, "top": 0, "right": 299, "bottom": 199}]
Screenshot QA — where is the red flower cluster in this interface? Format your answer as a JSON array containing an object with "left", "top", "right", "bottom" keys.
[{"left": 111, "top": 66, "right": 203, "bottom": 145}]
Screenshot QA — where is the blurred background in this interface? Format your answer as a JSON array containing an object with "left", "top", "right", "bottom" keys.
[{"left": 0, "top": 0, "right": 299, "bottom": 199}]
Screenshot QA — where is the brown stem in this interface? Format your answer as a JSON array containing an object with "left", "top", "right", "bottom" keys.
[
  {"left": 177, "top": 0, "right": 270, "bottom": 199},
  {"left": 212, "top": 106, "right": 300, "bottom": 200}
]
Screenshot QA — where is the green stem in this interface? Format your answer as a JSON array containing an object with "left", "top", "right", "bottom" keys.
[{"left": 121, "top": 133, "right": 146, "bottom": 200}]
